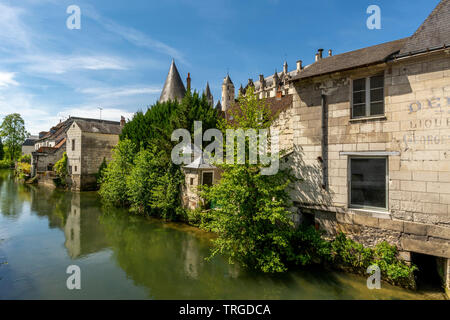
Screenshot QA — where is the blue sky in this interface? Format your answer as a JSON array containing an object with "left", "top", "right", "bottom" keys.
[{"left": 0, "top": 0, "right": 441, "bottom": 134}]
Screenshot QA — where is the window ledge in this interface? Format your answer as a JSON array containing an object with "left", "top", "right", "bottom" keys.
[
  {"left": 348, "top": 207, "right": 390, "bottom": 219},
  {"left": 349, "top": 115, "right": 387, "bottom": 123}
]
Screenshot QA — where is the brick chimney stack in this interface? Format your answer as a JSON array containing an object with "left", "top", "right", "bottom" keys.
[
  {"left": 328, "top": 49, "right": 333, "bottom": 57},
  {"left": 120, "top": 116, "right": 125, "bottom": 127}
]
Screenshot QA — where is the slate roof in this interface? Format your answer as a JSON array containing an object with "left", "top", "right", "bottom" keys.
[
  {"left": 290, "top": 0, "right": 450, "bottom": 81},
  {"left": 22, "top": 136, "right": 38, "bottom": 146},
  {"left": 74, "top": 119, "right": 122, "bottom": 135},
  {"left": 205, "top": 82, "right": 212, "bottom": 98},
  {"left": 399, "top": 0, "right": 450, "bottom": 55},
  {"left": 290, "top": 38, "right": 408, "bottom": 81},
  {"left": 160, "top": 59, "right": 186, "bottom": 103}
]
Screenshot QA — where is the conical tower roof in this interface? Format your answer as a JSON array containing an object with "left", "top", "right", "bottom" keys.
[
  {"left": 160, "top": 60, "right": 186, "bottom": 103},
  {"left": 223, "top": 74, "right": 233, "bottom": 85},
  {"left": 205, "top": 82, "right": 212, "bottom": 98}
]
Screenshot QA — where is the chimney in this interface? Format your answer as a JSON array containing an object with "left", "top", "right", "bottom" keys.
[
  {"left": 120, "top": 116, "right": 125, "bottom": 127},
  {"left": 259, "top": 74, "right": 264, "bottom": 82},
  {"left": 283, "top": 61, "right": 288, "bottom": 74},
  {"left": 318, "top": 48, "right": 323, "bottom": 59},
  {"left": 186, "top": 73, "right": 191, "bottom": 91},
  {"left": 328, "top": 49, "right": 333, "bottom": 57},
  {"left": 296, "top": 60, "right": 303, "bottom": 72},
  {"left": 315, "top": 53, "right": 319, "bottom": 62}
]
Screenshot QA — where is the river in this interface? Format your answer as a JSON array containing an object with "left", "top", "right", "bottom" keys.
[{"left": 0, "top": 170, "right": 445, "bottom": 299}]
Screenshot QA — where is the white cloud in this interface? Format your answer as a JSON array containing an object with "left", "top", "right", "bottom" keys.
[
  {"left": 85, "top": 8, "right": 188, "bottom": 65},
  {"left": 57, "top": 105, "right": 134, "bottom": 123},
  {"left": 0, "top": 72, "right": 19, "bottom": 87},
  {"left": 0, "top": 3, "right": 32, "bottom": 51},
  {"left": 80, "top": 86, "right": 161, "bottom": 99},
  {"left": 22, "top": 55, "right": 129, "bottom": 75}
]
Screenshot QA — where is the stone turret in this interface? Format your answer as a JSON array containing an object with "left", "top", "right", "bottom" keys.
[
  {"left": 205, "top": 82, "right": 213, "bottom": 107},
  {"left": 221, "top": 74, "right": 234, "bottom": 112},
  {"left": 159, "top": 59, "right": 186, "bottom": 103}
]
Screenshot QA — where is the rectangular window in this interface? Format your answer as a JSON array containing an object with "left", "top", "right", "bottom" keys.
[
  {"left": 349, "top": 157, "right": 387, "bottom": 210},
  {"left": 190, "top": 177, "right": 194, "bottom": 185},
  {"left": 352, "top": 74, "right": 384, "bottom": 118},
  {"left": 74, "top": 166, "right": 77, "bottom": 172},
  {"left": 72, "top": 139, "right": 75, "bottom": 151},
  {"left": 202, "top": 172, "right": 213, "bottom": 186}
]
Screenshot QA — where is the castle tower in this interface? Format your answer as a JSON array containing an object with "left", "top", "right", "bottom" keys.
[
  {"left": 205, "top": 82, "right": 214, "bottom": 107},
  {"left": 221, "top": 74, "right": 234, "bottom": 112},
  {"left": 160, "top": 59, "right": 186, "bottom": 103}
]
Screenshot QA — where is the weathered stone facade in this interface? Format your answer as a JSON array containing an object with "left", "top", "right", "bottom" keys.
[
  {"left": 286, "top": 49, "right": 450, "bottom": 261},
  {"left": 66, "top": 120, "right": 121, "bottom": 191},
  {"left": 182, "top": 167, "right": 221, "bottom": 210}
]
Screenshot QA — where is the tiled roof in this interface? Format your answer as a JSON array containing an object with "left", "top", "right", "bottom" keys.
[
  {"left": 291, "top": 38, "right": 408, "bottom": 81},
  {"left": 399, "top": 0, "right": 450, "bottom": 55}
]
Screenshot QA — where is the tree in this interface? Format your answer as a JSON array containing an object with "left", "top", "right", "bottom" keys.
[
  {"left": 201, "top": 87, "right": 306, "bottom": 272},
  {"left": 99, "top": 139, "right": 136, "bottom": 206},
  {"left": 0, "top": 113, "right": 29, "bottom": 161},
  {"left": 0, "top": 139, "right": 4, "bottom": 160},
  {"left": 126, "top": 146, "right": 183, "bottom": 219}
]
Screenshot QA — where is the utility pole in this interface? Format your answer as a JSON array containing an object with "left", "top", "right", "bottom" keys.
[{"left": 98, "top": 107, "right": 103, "bottom": 120}]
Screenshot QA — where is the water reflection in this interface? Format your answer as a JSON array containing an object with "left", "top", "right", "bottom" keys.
[{"left": 0, "top": 170, "right": 445, "bottom": 299}]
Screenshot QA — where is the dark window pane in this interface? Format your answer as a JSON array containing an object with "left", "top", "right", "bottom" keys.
[
  {"left": 353, "top": 104, "right": 366, "bottom": 117},
  {"left": 202, "top": 172, "right": 213, "bottom": 186},
  {"left": 370, "top": 88, "right": 384, "bottom": 102},
  {"left": 350, "top": 158, "right": 386, "bottom": 208},
  {"left": 353, "top": 78, "right": 365, "bottom": 92},
  {"left": 353, "top": 91, "right": 365, "bottom": 104},
  {"left": 370, "top": 75, "right": 384, "bottom": 88},
  {"left": 370, "top": 102, "right": 384, "bottom": 115}
]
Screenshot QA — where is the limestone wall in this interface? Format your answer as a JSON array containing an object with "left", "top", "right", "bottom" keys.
[{"left": 289, "top": 50, "right": 450, "bottom": 257}]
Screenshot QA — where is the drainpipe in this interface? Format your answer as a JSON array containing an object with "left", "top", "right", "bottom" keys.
[{"left": 321, "top": 92, "right": 328, "bottom": 190}]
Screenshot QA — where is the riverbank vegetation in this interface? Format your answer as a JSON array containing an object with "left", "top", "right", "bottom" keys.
[
  {"left": 98, "top": 88, "right": 417, "bottom": 289},
  {"left": 99, "top": 90, "right": 218, "bottom": 220}
]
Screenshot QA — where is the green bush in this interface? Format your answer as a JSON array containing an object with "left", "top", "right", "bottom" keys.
[
  {"left": 54, "top": 152, "right": 68, "bottom": 186},
  {"left": 18, "top": 154, "right": 31, "bottom": 163},
  {"left": 15, "top": 161, "right": 31, "bottom": 180},
  {"left": 0, "top": 159, "right": 13, "bottom": 169},
  {"left": 330, "top": 233, "right": 417, "bottom": 289}
]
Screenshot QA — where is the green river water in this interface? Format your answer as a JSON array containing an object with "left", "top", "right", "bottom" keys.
[{"left": 0, "top": 169, "right": 446, "bottom": 299}]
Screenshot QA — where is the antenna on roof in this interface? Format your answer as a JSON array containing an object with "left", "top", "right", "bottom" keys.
[{"left": 98, "top": 107, "right": 103, "bottom": 120}]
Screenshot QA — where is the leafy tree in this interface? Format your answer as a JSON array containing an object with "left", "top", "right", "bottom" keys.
[
  {"left": 126, "top": 147, "right": 183, "bottom": 219},
  {"left": 200, "top": 87, "right": 301, "bottom": 272},
  {"left": 99, "top": 139, "right": 136, "bottom": 206},
  {"left": 0, "top": 113, "right": 29, "bottom": 161},
  {"left": 54, "top": 152, "right": 68, "bottom": 186},
  {"left": 0, "top": 139, "right": 4, "bottom": 160},
  {"left": 103, "top": 91, "right": 218, "bottom": 220}
]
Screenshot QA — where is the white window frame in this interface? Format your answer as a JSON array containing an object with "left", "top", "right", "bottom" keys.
[
  {"left": 347, "top": 156, "right": 389, "bottom": 211},
  {"left": 351, "top": 74, "right": 385, "bottom": 119}
]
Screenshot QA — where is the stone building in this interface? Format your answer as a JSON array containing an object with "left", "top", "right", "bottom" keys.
[
  {"left": 66, "top": 118, "right": 123, "bottom": 191},
  {"left": 31, "top": 119, "right": 73, "bottom": 176},
  {"left": 31, "top": 116, "right": 123, "bottom": 190},
  {"left": 21, "top": 135, "right": 38, "bottom": 156},
  {"left": 275, "top": 0, "right": 450, "bottom": 292},
  {"left": 181, "top": 144, "right": 221, "bottom": 210}
]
